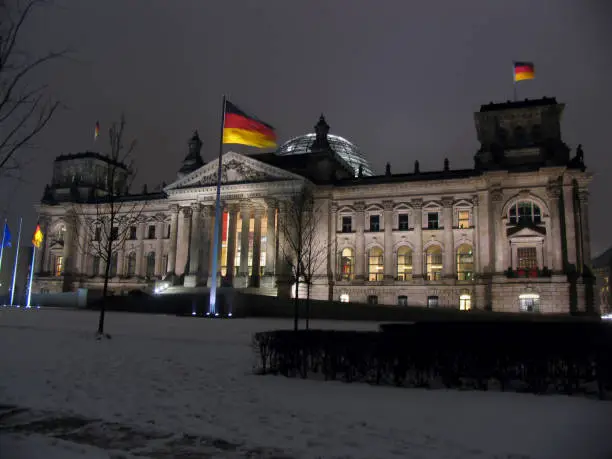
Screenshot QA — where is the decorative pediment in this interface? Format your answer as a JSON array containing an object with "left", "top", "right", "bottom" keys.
[
  {"left": 454, "top": 199, "right": 473, "bottom": 208},
  {"left": 165, "top": 151, "right": 304, "bottom": 191},
  {"left": 423, "top": 201, "right": 442, "bottom": 210},
  {"left": 507, "top": 225, "right": 546, "bottom": 238}
]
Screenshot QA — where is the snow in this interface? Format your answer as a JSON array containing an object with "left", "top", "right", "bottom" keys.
[{"left": 1, "top": 307, "right": 612, "bottom": 459}]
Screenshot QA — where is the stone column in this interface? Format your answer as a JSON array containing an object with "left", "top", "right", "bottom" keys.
[
  {"left": 276, "top": 200, "right": 288, "bottom": 281},
  {"left": 154, "top": 219, "right": 163, "bottom": 276},
  {"left": 184, "top": 203, "right": 201, "bottom": 287},
  {"left": 329, "top": 202, "right": 338, "bottom": 280},
  {"left": 201, "top": 206, "right": 213, "bottom": 280},
  {"left": 412, "top": 199, "right": 423, "bottom": 278},
  {"left": 354, "top": 201, "right": 366, "bottom": 282},
  {"left": 472, "top": 195, "right": 480, "bottom": 274},
  {"left": 578, "top": 189, "right": 592, "bottom": 273},
  {"left": 238, "top": 203, "right": 251, "bottom": 285},
  {"left": 442, "top": 197, "right": 455, "bottom": 278},
  {"left": 251, "top": 206, "right": 263, "bottom": 287},
  {"left": 547, "top": 185, "right": 563, "bottom": 272},
  {"left": 383, "top": 200, "right": 394, "bottom": 282},
  {"left": 75, "top": 217, "right": 87, "bottom": 274},
  {"left": 167, "top": 204, "right": 179, "bottom": 275},
  {"left": 226, "top": 205, "right": 239, "bottom": 281},
  {"left": 264, "top": 199, "right": 277, "bottom": 277},
  {"left": 61, "top": 215, "right": 75, "bottom": 275},
  {"left": 562, "top": 183, "right": 578, "bottom": 270},
  {"left": 136, "top": 218, "right": 145, "bottom": 277},
  {"left": 180, "top": 206, "right": 193, "bottom": 276},
  {"left": 188, "top": 203, "right": 201, "bottom": 274},
  {"left": 491, "top": 189, "right": 506, "bottom": 274}
]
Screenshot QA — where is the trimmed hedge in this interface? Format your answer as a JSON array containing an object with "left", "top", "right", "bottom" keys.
[{"left": 253, "top": 321, "right": 612, "bottom": 399}]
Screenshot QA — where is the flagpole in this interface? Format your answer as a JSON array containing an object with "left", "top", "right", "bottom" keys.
[
  {"left": 10, "top": 217, "right": 22, "bottom": 305},
  {"left": 26, "top": 246, "right": 35, "bottom": 307},
  {"left": 0, "top": 218, "right": 6, "bottom": 273},
  {"left": 208, "top": 94, "right": 227, "bottom": 316},
  {"left": 512, "top": 62, "right": 518, "bottom": 101}
]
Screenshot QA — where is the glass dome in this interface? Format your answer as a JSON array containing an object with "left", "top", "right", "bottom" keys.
[{"left": 277, "top": 133, "right": 375, "bottom": 177}]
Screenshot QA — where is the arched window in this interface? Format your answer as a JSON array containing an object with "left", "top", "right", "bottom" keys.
[
  {"left": 109, "top": 253, "right": 118, "bottom": 277},
  {"left": 146, "top": 252, "right": 156, "bottom": 277},
  {"left": 339, "top": 248, "right": 354, "bottom": 281},
  {"left": 456, "top": 244, "right": 474, "bottom": 281},
  {"left": 397, "top": 246, "right": 413, "bottom": 280},
  {"left": 425, "top": 245, "right": 442, "bottom": 281},
  {"left": 126, "top": 252, "right": 136, "bottom": 276},
  {"left": 508, "top": 201, "right": 542, "bottom": 225},
  {"left": 368, "top": 247, "right": 384, "bottom": 281}
]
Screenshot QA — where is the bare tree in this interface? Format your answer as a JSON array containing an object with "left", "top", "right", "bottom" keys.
[
  {"left": 300, "top": 208, "right": 327, "bottom": 330},
  {"left": 72, "top": 115, "right": 144, "bottom": 338},
  {"left": 279, "top": 186, "right": 324, "bottom": 331},
  {"left": 0, "top": 0, "right": 64, "bottom": 177}
]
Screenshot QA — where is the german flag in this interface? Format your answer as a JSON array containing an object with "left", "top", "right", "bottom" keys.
[
  {"left": 223, "top": 101, "right": 276, "bottom": 149},
  {"left": 514, "top": 62, "right": 535, "bottom": 82}
]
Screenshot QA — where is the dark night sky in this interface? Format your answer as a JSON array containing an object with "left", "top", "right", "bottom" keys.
[{"left": 4, "top": 0, "right": 612, "bottom": 255}]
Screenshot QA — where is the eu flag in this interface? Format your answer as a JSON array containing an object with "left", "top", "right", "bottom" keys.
[{"left": 2, "top": 222, "right": 11, "bottom": 248}]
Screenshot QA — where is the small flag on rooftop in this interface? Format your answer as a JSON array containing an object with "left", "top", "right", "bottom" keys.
[{"left": 513, "top": 61, "right": 535, "bottom": 82}]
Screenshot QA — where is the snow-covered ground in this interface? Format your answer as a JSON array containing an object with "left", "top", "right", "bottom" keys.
[{"left": 1, "top": 307, "right": 611, "bottom": 459}]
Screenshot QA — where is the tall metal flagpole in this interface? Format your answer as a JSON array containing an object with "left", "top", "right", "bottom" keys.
[
  {"left": 10, "top": 217, "right": 22, "bottom": 305},
  {"left": 0, "top": 218, "right": 6, "bottom": 273},
  {"left": 208, "top": 95, "right": 227, "bottom": 316},
  {"left": 26, "top": 244, "right": 35, "bottom": 307},
  {"left": 512, "top": 62, "right": 518, "bottom": 101}
]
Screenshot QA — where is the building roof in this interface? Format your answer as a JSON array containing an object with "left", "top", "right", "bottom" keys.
[
  {"left": 55, "top": 151, "right": 128, "bottom": 170},
  {"left": 479, "top": 97, "right": 558, "bottom": 112},
  {"left": 335, "top": 168, "right": 481, "bottom": 186},
  {"left": 593, "top": 247, "right": 612, "bottom": 269}
]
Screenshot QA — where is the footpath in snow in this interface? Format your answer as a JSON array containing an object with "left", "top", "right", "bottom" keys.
[{"left": 1, "top": 307, "right": 611, "bottom": 459}]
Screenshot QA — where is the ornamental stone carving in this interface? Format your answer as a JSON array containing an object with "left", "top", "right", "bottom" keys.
[
  {"left": 578, "top": 189, "right": 589, "bottom": 202},
  {"left": 411, "top": 198, "right": 423, "bottom": 209},
  {"left": 182, "top": 207, "right": 192, "bottom": 218},
  {"left": 441, "top": 196, "right": 454, "bottom": 208},
  {"left": 354, "top": 201, "right": 365, "bottom": 212},
  {"left": 382, "top": 200, "right": 394, "bottom": 211},
  {"left": 197, "top": 159, "right": 273, "bottom": 186},
  {"left": 546, "top": 185, "right": 562, "bottom": 200},
  {"left": 169, "top": 204, "right": 180, "bottom": 213},
  {"left": 472, "top": 195, "right": 479, "bottom": 206},
  {"left": 490, "top": 189, "right": 504, "bottom": 202}
]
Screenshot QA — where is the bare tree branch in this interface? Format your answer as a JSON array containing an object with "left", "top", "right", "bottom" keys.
[{"left": 0, "top": 0, "right": 65, "bottom": 177}]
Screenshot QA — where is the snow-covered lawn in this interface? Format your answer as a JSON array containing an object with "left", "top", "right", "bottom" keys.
[{"left": 1, "top": 307, "right": 611, "bottom": 459}]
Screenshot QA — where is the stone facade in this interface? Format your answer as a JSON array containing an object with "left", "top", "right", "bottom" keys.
[{"left": 33, "top": 98, "right": 595, "bottom": 314}]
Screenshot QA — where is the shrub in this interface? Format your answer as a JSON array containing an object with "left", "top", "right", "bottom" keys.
[{"left": 253, "top": 321, "right": 612, "bottom": 399}]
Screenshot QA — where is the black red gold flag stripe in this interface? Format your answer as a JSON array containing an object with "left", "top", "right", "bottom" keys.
[
  {"left": 222, "top": 101, "right": 277, "bottom": 148},
  {"left": 514, "top": 62, "right": 535, "bottom": 82}
]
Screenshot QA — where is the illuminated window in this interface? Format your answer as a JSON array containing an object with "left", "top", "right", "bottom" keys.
[
  {"left": 519, "top": 293, "right": 540, "bottom": 312},
  {"left": 456, "top": 244, "right": 474, "bottom": 280},
  {"left": 425, "top": 245, "right": 442, "bottom": 280},
  {"left": 340, "top": 293, "right": 349, "bottom": 303},
  {"left": 458, "top": 210, "right": 470, "bottom": 229},
  {"left": 54, "top": 256, "right": 63, "bottom": 277},
  {"left": 517, "top": 247, "right": 537, "bottom": 269},
  {"left": 459, "top": 294, "right": 471, "bottom": 310},
  {"left": 339, "top": 248, "right": 354, "bottom": 280},
  {"left": 368, "top": 247, "right": 384, "bottom": 281},
  {"left": 427, "top": 295, "right": 439, "bottom": 307},
  {"left": 509, "top": 201, "right": 541, "bottom": 225},
  {"left": 396, "top": 246, "right": 413, "bottom": 280}
]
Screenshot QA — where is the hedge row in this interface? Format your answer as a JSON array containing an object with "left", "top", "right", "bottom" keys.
[{"left": 253, "top": 321, "right": 612, "bottom": 399}]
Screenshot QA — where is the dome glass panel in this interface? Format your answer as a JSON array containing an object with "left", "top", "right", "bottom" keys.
[{"left": 277, "top": 133, "right": 374, "bottom": 177}]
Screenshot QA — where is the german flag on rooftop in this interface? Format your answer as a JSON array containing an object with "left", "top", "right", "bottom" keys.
[
  {"left": 222, "top": 101, "right": 277, "bottom": 149},
  {"left": 513, "top": 61, "right": 535, "bottom": 82}
]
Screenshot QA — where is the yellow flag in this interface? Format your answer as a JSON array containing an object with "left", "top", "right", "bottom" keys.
[{"left": 32, "top": 224, "right": 43, "bottom": 249}]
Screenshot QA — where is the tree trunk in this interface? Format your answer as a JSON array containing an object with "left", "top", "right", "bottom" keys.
[
  {"left": 306, "top": 281, "right": 311, "bottom": 330},
  {"left": 98, "top": 239, "right": 113, "bottom": 335},
  {"left": 293, "top": 278, "right": 299, "bottom": 332}
]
